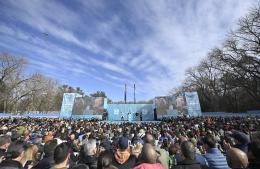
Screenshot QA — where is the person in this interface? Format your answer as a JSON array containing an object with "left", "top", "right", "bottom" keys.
[
  {"left": 71, "top": 164, "right": 89, "bottom": 169},
  {"left": 0, "top": 135, "right": 11, "bottom": 162},
  {"left": 248, "top": 131, "right": 260, "bottom": 169},
  {"left": 0, "top": 140, "right": 26, "bottom": 169},
  {"left": 79, "top": 139, "right": 98, "bottom": 169},
  {"left": 132, "top": 143, "right": 164, "bottom": 169},
  {"left": 226, "top": 148, "right": 248, "bottom": 169},
  {"left": 168, "top": 142, "right": 180, "bottom": 168},
  {"left": 97, "top": 150, "right": 117, "bottom": 169},
  {"left": 130, "top": 143, "right": 143, "bottom": 159},
  {"left": 202, "top": 134, "right": 230, "bottom": 169},
  {"left": 231, "top": 131, "right": 250, "bottom": 153},
  {"left": 143, "top": 133, "right": 170, "bottom": 169},
  {"left": 112, "top": 137, "right": 136, "bottom": 169},
  {"left": 21, "top": 144, "right": 39, "bottom": 169},
  {"left": 172, "top": 141, "right": 201, "bottom": 169},
  {"left": 33, "top": 139, "right": 58, "bottom": 169},
  {"left": 50, "top": 142, "right": 70, "bottom": 169}
]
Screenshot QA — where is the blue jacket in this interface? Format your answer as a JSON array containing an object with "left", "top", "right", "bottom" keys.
[{"left": 204, "top": 148, "right": 230, "bottom": 169}]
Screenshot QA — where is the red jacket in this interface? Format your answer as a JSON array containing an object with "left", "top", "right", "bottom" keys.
[{"left": 132, "top": 163, "right": 165, "bottom": 169}]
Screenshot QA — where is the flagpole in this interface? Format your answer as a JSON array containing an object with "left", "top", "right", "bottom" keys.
[
  {"left": 124, "top": 84, "right": 127, "bottom": 104},
  {"left": 134, "top": 84, "right": 136, "bottom": 104}
]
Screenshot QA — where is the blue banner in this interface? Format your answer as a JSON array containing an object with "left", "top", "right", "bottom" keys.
[
  {"left": 60, "top": 93, "right": 81, "bottom": 118},
  {"left": 185, "top": 92, "right": 202, "bottom": 116}
]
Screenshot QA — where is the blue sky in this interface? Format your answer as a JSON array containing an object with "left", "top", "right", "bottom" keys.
[{"left": 0, "top": 0, "right": 257, "bottom": 101}]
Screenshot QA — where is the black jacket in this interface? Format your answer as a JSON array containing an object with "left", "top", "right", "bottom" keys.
[
  {"left": 0, "top": 148, "right": 6, "bottom": 158},
  {"left": 32, "top": 155, "right": 54, "bottom": 169},
  {"left": 79, "top": 155, "right": 97, "bottom": 169},
  {"left": 248, "top": 159, "right": 260, "bottom": 169},
  {"left": 112, "top": 155, "right": 137, "bottom": 169},
  {"left": 172, "top": 159, "right": 202, "bottom": 169},
  {"left": 0, "top": 159, "right": 23, "bottom": 169}
]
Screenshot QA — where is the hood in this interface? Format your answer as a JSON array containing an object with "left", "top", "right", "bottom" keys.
[{"left": 114, "top": 149, "right": 130, "bottom": 164}]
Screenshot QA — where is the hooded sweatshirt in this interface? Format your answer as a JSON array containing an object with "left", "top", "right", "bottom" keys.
[{"left": 112, "top": 149, "right": 137, "bottom": 169}]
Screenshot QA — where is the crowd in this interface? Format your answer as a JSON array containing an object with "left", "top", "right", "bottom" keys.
[{"left": 0, "top": 116, "right": 259, "bottom": 169}]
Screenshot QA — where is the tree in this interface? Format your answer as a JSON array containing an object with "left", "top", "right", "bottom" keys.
[
  {"left": 0, "top": 54, "right": 31, "bottom": 113},
  {"left": 90, "top": 91, "right": 107, "bottom": 98},
  {"left": 177, "top": 5, "right": 260, "bottom": 112}
]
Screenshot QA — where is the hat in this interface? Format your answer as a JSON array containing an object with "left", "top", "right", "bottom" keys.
[
  {"left": 118, "top": 137, "right": 129, "bottom": 150},
  {"left": 231, "top": 131, "right": 250, "bottom": 145},
  {"left": 132, "top": 137, "right": 144, "bottom": 145},
  {"left": 100, "top": 140, "right": 112, "bottom": 150}
]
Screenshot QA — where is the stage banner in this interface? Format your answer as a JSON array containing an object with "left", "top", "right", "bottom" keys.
[
  {"left": 60, "top": 93, "right": 81, "bottom": 118},
  {"left": 184, "top": 92, "right": 202, "bottom": 116},
  {"left": 72, "top": 96, "right": 105, "bottom": 115}
]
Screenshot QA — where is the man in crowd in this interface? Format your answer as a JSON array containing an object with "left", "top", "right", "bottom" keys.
[
  {"left": 33, "top": 139, "right": 58, "bottom": 169},
  {"left": 226, "top": 148, "right": 248, "bottom": 169},
  {"left": 0, "top": 141, "right": 26, "bottom": 169},
  {"left": 202, "top": 134, "right": 230, "bottom": 169},
  {"left": 50, "top": 142, "right": 70, "bottom": 169},
  {"left": 248, "top": 131, "right": 260, "bottom": 169},
  {"left": 79, "top": 139, "right": 97, "bottom": 169},
  {"left": 0, "top": 135, "right": 11, "bottom": 163},
  {"left": 112, "top": 136, "right": 137, "bottom": 169},
  {"left": 172, "top": 141, "right": 201, "bottom": 169}
]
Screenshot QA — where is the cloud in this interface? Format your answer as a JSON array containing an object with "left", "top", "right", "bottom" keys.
[{"left": 0, "top": 0, "right": 258, "bottom": 100}]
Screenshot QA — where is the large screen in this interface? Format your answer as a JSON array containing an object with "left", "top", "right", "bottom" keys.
[
  {"left": 155, "top": 95, "right": 188, "bottom": 116},
  {"left": 72, "top": 96, "right": 105, "bottom": 115}
]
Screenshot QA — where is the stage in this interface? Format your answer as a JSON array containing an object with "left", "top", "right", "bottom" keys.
[{"left": 99, "top": 120, "right": 160, "bottom": 124}]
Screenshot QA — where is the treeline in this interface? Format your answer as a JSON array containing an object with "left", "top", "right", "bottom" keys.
[
  {"left": 0, "top": 54, "right": 85, "bottom": 113},
  {"left": 178, "top": 6, "right": 260, "bottom": 112}
]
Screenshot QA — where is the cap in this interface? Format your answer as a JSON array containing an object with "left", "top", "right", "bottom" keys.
[
  {"left": 118, "top": 137, "right": 129, "bottom": 150},
  {"left": 231, "top": 130, "right": 250, "bottom": 144}
]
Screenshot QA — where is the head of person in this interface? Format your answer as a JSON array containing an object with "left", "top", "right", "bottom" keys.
[
  {"left": 202, "top": 134, "right": 216, "bottom": 151},
  {"left": 180, "top": 141, "right": 196, "bottom": 160},
  {"left": 43, "top": 139, "right": 58, "bottom": 157},
  {"left": 169, "top": 142, "right": 180, "bottom": 156},
  {"left": 139, "top": 143, "right": 158, "bottom": 164},
  {"left": 226, "top": 148, "right": 248, "bottom": 169},
  {"left": 143, "top": 133, "right": 155, "bottom": 146},
  {"left": 21, "top": 144, "right": 39, "bottom": 165},
  {"left": 117, "top": 137, "right": 129, "bottom": 151},
  {"left": 6, "top": 140, "right": 27, "bottom": 163},
  {"left": 97, "top": 150, "right": 117, "bottom": 169},
  {"left": 84, "top": 139, "right": 97, "bottom": 156},
  {"left": 231, "top": 131, "right": 250, "bottom": 146},
  {"left": 131, "top": 143, "right": 143, "bottom": 158},
  {"left": 53, "top": 142, "right": 70, "bottom": 165},
  {"left": 0, "top": 135, "right": 11, "bottom": 150}
]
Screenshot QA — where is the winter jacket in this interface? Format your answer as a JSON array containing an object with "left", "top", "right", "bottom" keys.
[
  {"left": 32, "top": 155, "right": 55, "bottom": 169},
  {"left": 0, "top": 159, "right": 23, "bottom": 169},
  {"left": 79, "top": 154, "right": 97, "bottom": 169},
  {"left": 172, "top": 159, "right": 201, "bottom": 169},
  {"left": 204, "top": 148, "right": 230, "bottom": 169}
]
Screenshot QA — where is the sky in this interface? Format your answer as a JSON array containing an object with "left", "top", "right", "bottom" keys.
[{"left": 0, "top": 0, "right": 258, "bottom": 101}]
